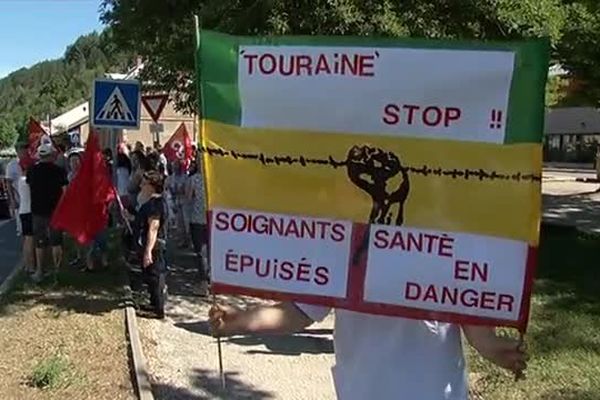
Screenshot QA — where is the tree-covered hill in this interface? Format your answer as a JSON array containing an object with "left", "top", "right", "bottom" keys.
[{"left": 0, "top": 29, "right": 134, "bottom": 148}]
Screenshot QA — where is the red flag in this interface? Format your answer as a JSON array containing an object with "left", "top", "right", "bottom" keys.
[
  {"left": 51, "top": 131, "right": 116, "bottom": 245},
  {"left": 162, "top": 123, "right": 193, "bottom": 167},
  {"left": 20, "top": 118, "right": 47, "bottom": 168}
]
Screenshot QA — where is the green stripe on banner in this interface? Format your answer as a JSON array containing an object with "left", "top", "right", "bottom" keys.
[
  {"left": 198, "top": 30, "right": 241, "bottom": 125},
  {"left": 197, "top": 30, "right": 549, "bottom": 144},
  {"left": 505, "top": 40, "right": 550, "bottom": 144}
]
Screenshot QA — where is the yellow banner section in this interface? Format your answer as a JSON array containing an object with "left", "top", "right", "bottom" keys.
[{"left": 202, "top": 120, "right": 542, "bottom": 245}]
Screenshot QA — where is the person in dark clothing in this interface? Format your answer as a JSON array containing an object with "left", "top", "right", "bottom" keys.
[
  {"left": 132, "top": 170, "right": 168, "bottom": 319},
  {"left": 26, "top": 143, "right": 68, "bottom": 282}
]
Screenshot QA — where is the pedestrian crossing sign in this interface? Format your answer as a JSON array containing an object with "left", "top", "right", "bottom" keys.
[{"left": 92, "top": 79, "right": 141, "bottom": 129}]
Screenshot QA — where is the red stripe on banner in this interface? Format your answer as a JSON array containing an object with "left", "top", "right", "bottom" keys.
[
  {"left": 351, "top": 301, "right": 521, "bottom": 328},
  {"left": 517, "top": 245, "right": 538, "bottom": 332},
  {"left": 211, "top": 283, "right": 522, "bottom": 328},
  {"left": 212, "top": 283, "right": 350, "bottom": 307},
  {"left": 346, "top": 223, "right": 369, "bottom": 303}
]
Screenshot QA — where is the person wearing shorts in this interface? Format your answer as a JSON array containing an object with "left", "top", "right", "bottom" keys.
[
  {"left": 17, "top": 172, "right": 35, "bottom": 274},
  {"left": 27, "top": 143, "right": 68, "bottom": 283}
]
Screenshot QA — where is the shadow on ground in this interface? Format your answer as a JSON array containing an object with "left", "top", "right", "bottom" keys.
[
  {"left": 543, "top": 193, "right": 600, "bottom": 233},
  {"left": 153, "top": 368, "right": 274, "bottom": 400},
  {"left": 174, "top": 319, "right": 334, "bottom": 355},
  {"left": 0, "top": 229, "right": 127, "bottom": 316}
]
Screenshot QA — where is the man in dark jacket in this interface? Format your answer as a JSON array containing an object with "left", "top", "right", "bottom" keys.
[{"left": 27, "top": 143, "right": 68, "bottom": 282}]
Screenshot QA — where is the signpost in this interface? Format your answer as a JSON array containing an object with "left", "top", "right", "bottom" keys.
[
  {"left": 142, "top": 94, "right": 169, "bottom": 123},
  {"left": 92, "top": 79, "right": 141, "bottom": 130},
  {"left": 92, "top": 78, "right": 141, "bottom": 183},
  {"left": 150, "top": 123, "right": 164, "bottom": 147}
]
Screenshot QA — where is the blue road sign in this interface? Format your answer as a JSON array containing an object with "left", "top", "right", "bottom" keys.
[{"left": 92, "top": 79, "right": 141, "bottom": 129}]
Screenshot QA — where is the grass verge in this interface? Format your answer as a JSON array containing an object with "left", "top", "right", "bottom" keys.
[
  {"left": 468, "top": 224, "right": 600, "bottom": 399},
  {"left": 0, "top": 229, "right": 135, "bottom": 400}
]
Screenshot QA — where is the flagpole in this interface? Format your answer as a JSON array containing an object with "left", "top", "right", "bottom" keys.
[
  {"left": 514, "top": 330, "right": 526, "bottom": 382},
  {"left": 112, "top": 185, "right": 133, "bottom": 235},
  {"left": 194, "top": 13, "right": 226, "bottom": 391}
]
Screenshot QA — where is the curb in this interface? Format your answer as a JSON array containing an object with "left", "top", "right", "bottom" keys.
[
  {"left": 575, "top": 177, "right": 600, "bottom": 183},
  {"left": 0, "top": 260, "right": 23, "bottom": 298},
  {"left": 125, "top": 305, "right": 155, "bottom": 400}
]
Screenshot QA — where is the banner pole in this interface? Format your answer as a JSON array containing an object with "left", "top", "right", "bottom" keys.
[
  {"left": 514, "top": 330, "right": 526, "bottom": 382},
  {"left": 194, "top": 13, "right": 226, "bottom": 391}
]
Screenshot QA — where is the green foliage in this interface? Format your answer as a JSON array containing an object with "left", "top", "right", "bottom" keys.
[
  {"left": 556, "top": 1, "right": 600, "bottom": 105},
  {"left": 0, "top": 116, "right": 18, "bottom": 149},
  {"left": 546, "top": 76, "right": 569, "bottom": 106},
  {"left": 30, "top": 354, "right": 71, "bottom": 389},
  {"left": 0, "top": 29, "right": 134, "bottom": 148},
  {"left": 101, "top": 0, "right": 590, "bottom": 114}
]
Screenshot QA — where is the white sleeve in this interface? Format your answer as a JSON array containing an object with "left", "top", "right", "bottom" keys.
[
  {"left": 5, "top": 161, "right": 19, "bottom": 181},
  {"left": 295, "top": 303, "right": 331, "bottom": 322}
]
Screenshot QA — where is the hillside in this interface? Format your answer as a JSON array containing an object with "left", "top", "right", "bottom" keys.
[{"left": 0, "top": 29, "right": 134, "bottom": 148}]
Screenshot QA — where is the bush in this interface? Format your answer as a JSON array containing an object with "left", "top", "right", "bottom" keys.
[{"left": 30, "top": 354, "right": 71, "bottom": 389}]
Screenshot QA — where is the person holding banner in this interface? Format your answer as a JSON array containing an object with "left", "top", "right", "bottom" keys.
[{"left": 210, "top": 303, "right": 527, "bottom": 399}]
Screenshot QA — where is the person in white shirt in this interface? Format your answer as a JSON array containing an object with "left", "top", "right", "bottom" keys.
[
  {"left": 17, "top": 170, "right": 35, "bottom": 274},
  {"left": 116, "top": 152, "right": 132, "bottom": 208},
  {"left": 4, "top": 143, "right": 28, "bottom": 236},
  {"left": 165, "top": 160, "right": 190, "bottom": 247},
  {"left": 209, "top": 302, "right": 527, "bottom": 400}
]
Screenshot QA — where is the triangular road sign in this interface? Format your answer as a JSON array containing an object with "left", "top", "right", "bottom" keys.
[
  {"left": 96, "top": 86, "right": 135, "bottom": 123},
  {"left": 142, "top": 94, "right": 169, "bottom": 122}
]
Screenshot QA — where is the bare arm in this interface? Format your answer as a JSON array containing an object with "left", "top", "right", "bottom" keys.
[
  {"left": 209, "top": 302, "right": 314, "bottom": 336},
  {"left": 143, "top": 217, "right": 160, "bottom": 268},
  {"left": 462, "top": 325, "right": 527, "bottom": 373}
]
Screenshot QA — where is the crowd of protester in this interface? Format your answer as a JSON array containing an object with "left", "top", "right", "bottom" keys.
[{"left": 4, "top": 138, "right": 208, "bottom": 319}]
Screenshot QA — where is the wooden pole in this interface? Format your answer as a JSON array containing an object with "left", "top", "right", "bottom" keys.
[{"left": 194, "top": 12, "right": 226, "bottom": 391}]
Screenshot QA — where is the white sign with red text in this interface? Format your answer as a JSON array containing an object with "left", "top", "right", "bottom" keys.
[
  {"left": 238, "top": 46, "right": 515, "bottom": 144},
  {"left": 364, "top": 225, "right": 528, "bottom": 321},
  {"left": 211, "top": 208, "right": 353, "bottom": 298}
]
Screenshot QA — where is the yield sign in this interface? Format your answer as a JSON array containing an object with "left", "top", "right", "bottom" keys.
[{"left": 142, "top": 94, "right": 169, "bottom": 123}]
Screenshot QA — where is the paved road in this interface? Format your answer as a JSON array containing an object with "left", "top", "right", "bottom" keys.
[{"left": 0, "top": 219, "right": 20, "bottom": 286}]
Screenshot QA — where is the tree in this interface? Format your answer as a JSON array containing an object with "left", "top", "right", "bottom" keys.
[
  {"left": 555, "top": 1, "right": 600, "bottom": 105},
  {"left": 101, "top": 0, "right": 575, "bottom": 114},
  {"left": 0, "top": 30, "right": 135, "bottom": 139},
  {"left": 0, "top": 116, "right": 18, "bottom": 150}
]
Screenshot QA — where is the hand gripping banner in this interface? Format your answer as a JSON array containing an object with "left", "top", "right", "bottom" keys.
[{"left": 196, "top": 30, "right": 549, "bottom": 330}]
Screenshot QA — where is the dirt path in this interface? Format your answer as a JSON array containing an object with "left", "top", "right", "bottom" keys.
[{"left": 139, "top": 249, "right": 336, "bottom": 400}]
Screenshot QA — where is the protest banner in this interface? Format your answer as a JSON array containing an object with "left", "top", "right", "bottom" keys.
[{"left": 197, "top": 30, "right": 549, "bottom": 330}]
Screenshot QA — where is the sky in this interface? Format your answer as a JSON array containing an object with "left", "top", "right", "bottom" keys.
[{"left": 0, "top": 0, "right": 104, "bottom": 79}]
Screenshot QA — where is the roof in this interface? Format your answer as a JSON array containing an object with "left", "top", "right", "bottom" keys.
[
  {"left": 545, "top": 107, "right": 600, "bottom": 135},
  {"left": 50, "top": 101, "right": 89, "bottom": 134}
]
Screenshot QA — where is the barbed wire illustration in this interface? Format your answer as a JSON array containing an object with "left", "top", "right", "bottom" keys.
[{"left": 199, "top": 146, "right": 541, "bottom": 183}]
